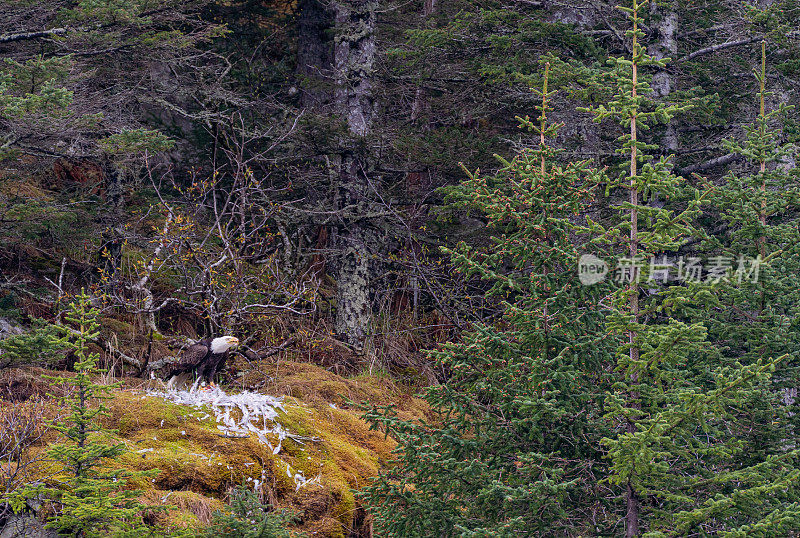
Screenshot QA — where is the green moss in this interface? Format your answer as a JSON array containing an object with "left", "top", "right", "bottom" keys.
[
  {"left": 277, "top": 405, "right": 315, "bottom": 437},
  {"left": 110, "top": 393, "right": 185, "bottom": 435},
  {"left": 165, "top": 509, "right": 204, "bottom": 531}
]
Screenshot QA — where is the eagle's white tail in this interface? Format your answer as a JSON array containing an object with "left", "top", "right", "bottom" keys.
[
  {"left": 167, "top": 373, "right": 193, "bottom": 391},
  {"left": 190, "top": 377, "right": 202, "bottom": 393}
]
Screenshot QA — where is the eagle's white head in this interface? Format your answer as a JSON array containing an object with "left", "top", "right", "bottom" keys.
[{"left": 210, "top": 336, "right": 239, "bottom": 354}]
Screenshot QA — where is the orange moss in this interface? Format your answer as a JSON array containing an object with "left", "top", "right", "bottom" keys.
[{"left": 242, "top": 360, "right": 430, "bottom": 421}]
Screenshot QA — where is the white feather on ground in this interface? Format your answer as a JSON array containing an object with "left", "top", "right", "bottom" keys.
[{"left": 146, "top": 385, "right": 321, "bottom": 490}]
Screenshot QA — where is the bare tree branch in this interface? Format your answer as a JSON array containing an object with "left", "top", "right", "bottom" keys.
[
  {"left": 0, "top": 27, "right": 69, "bottom": 43},
  {"left": 677, "top": 37, "right": 762, "bottom": 63},
  {"left": 678, "top": 153, "right": 743, "bottom": 175}
]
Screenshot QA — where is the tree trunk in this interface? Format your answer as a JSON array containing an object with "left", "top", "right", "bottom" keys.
[
  {"left": 334, "top": 194, "right": 371, "bottom": 348},
  {"left": 297, "top": 0, "right": 332, "bottom": 108},
  {"left": 98, "top": 157, "right": 124, "bottom": 281},
  {"left": 649, "top": 0, "right": 678, "bottom": 152},
  {"left": 626, "top": 15, "right": 641, "bottom": 538},
  {"left": 332, "top": 0, "right": 377, "bottom": 350},
  {"left": 404, "top": 0, "right": 437, "bottom": 320}
]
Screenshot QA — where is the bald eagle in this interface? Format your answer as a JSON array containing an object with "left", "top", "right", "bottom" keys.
[{"left": 164, "top": 336, "right": 239, "bottom": 390}]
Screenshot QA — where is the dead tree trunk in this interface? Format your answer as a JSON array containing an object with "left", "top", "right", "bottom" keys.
[
  {"left": 649, "top": 0, "right": 678, "bottom": 152},
  {"left": 98, "top": 156, "right": 125, "bottom": 282},
  {"left": 297, "top": 0, "right": 333, "bottom": 109},
  {"left": 646, "top": 0, "right": 677, "bottom": 214},
  {"left": 404, "top": 0, "right": 437, "bottom": 320},
  {"left": 332, "top": 0, "right": 377, "bottom": 350}
]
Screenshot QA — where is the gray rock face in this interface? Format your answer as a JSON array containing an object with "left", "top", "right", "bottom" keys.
[
  {"left": 0, "top": 515, "right": 56, "bottom": 538},
  {"left": 0, "top": 318, "right": 23, "bottom": 339},
  {"left": 0, "top": 318, "right": 23, "bottom": 365}
]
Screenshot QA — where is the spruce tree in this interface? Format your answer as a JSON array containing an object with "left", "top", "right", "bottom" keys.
[
  {"left": 40, "top": 291, "right": 153, "bottom": 537},
  {"left": 361, "top": 64, "right": 613, "bottom": 536},
  {"left": 205, "top": 482, "right": 300, "bottom": 538},
  {"left": 584, "top": 2, "right": 800, "bottom": 535},
  {"left": 0, "top": 319, "right": 68, "bottom": 369},
  {"left": 676, "top": 42, "right": 800, "bottom": 534},
  {"left": 701, "top": 41, "right": 800, "bottom": 399}
]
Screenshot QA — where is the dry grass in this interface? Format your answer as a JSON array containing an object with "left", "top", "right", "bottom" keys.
[
  {"left": 139, "top": 488, "right": 224, "bottom": 529},
  {"left": 0, "top": 393, "right": 65, "bottom": 523},
  {"left": 0, "top": 367, "right": 74, "bottom": 401},
  {"left": 237, "top": 359, "right": 430, "bottom": 422}
]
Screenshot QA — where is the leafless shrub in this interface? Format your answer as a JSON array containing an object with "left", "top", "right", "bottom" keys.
[
  {"left": 0, "top": 396, "right": 55, "bottom": 523},
  {"left": 101, "top": 142, "right": 318, "bottom": 345}
]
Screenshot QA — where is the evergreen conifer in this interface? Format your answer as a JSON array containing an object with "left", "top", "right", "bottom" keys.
[
  {"left": 583, "top": 3, "right": 800, "bottom": 535},
  {"left": 40, "top": 291, "right": 153, "bottom": 537},
  {"left": 361, "top": 63, "right": 612, "bottom": 536}
]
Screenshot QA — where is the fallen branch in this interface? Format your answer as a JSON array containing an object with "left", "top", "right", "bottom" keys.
[
  {"left": 0, "top": 27, "right": 70, "bottom": 43},
  {"left": 144, "top": 355, "right": 181, "bottom": 372},
  {"left": 678, "top": 153, "right": 743, "bottom": 175},
  {"left": 677, "top": 37, "right": 762, "bottom": 63}
]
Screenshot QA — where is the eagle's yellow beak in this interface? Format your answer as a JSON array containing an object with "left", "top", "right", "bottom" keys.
[{"left": 228, "top": 337, "right": 240, "bottom": 348}]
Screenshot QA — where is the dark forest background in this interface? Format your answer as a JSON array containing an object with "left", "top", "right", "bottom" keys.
[{"left": 3, "top": 0, "right": 797, "bottom": 365}]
